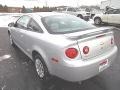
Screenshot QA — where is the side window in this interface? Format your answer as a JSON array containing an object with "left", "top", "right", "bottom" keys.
[
  {"left": 114, "top": 9, "right": 120, "bottom": 14},
  {"left": 106, "top": 9, "right": 120, "bottom": 14},
  {"left": 28, "top": 18, "right": 43, "bottom": 33},
  {"left": 16, "top": 16, "right": 31, "bottom": 29},
  {"left": 106, "top": 10, "right": 114, "bottom": 14}
]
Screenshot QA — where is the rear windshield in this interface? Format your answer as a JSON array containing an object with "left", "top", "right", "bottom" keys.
[{"left": 41, "top": 15, "right": 96, "bottom": 34}]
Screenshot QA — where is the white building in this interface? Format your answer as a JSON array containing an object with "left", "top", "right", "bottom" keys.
[{"left": 100, "top": 0, "right": 120, "bottom": 9}]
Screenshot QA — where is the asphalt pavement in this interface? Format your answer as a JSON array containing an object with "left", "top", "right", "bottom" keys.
[{"left": 0, "top": 27, "right": 120, "bottom": 90}]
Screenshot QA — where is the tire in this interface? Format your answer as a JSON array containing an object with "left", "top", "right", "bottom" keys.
[
  {"left": 94, "top": 17, "right": 102, "bottom": 25},
  {"left": 9, "top": 34, "right": 15, "bottom": 47},
  {"left": 34, "top": 54, "right": 50, "bottom": 82},
  {"left": 77, "top": 14, "right": 83, "bottom": 19}
]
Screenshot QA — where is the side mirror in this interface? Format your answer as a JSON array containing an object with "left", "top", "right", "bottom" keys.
[{"left": 8, "top": 22, "right": 15, "bottom": 27}]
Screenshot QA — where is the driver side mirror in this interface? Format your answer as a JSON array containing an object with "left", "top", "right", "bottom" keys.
[{"left": 8, "top": 22, "right": 15, "bottom": 27}]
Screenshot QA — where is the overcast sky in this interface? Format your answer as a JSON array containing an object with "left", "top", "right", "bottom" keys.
[{"left": 0, "top": 0, "right": 105, "bottom": 8}]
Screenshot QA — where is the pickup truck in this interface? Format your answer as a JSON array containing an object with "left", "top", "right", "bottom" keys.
[
  {"left": 94, "top": 9, "right": 120, "bottom": 25},
  {"left": 55, "top": 7, "right": 91, "bottom": 21}
]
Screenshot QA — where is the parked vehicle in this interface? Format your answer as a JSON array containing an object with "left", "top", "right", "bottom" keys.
[
  {"left": 94, "top": 9, "right": 120, "bottom": 25},
  {"left": 8, "top": 12, "right": 117, "bottom": 82},
  {"left": 55, "top": 7, "right": 90, "bottom": 21}
]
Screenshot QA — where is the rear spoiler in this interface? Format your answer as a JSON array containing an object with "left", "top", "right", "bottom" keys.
[{"left": 66, "top": 27, "right": 115, "bottom": 40}]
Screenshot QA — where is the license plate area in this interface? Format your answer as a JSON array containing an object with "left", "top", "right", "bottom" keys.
[{"left": 99, "top": 59, "right": 109, "bottom": 72}]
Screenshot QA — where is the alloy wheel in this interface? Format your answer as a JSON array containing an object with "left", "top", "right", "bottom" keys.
[{"left": 35, "top": 58, "right": 45, "bottom": 78}]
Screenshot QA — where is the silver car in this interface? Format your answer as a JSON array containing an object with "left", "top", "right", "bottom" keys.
[{"left": 8, "top": 12, "right": 117, "bottom": 82}]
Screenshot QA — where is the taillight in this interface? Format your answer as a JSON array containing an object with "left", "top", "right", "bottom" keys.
[
  {"left": 111, "top": 38, "right": 114, "bottom": 44},
  {"left": 83, "top": 46, "right": 89, "bottom": 54},
  {"left": 65, "top": 48, "right": 78, "bottom": 59}
]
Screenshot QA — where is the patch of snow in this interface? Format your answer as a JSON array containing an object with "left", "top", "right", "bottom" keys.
[
  {"left": 0, "top": 54, "right": 11, "bottom": 61},
  {"left": 1, "top": 85, "right": 6, "bottom": 90},
  {"left": 0, "top": 16, "right": 13, "bottom": 27}
]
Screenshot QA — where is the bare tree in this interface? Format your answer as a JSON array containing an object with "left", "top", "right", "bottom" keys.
[
  {"left": 22, "top": 6, "right": 26, "bottom": 13},
  {"left": 4, "top": 5, "right": 8, "bottom": 12}
]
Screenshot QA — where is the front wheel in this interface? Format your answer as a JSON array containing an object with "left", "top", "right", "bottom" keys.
[
  {"left": 94, "top": 17, "right": 102, "bottom": 25},
  {"left": 9, "top": 34, "right": 15, "bottom": 46}
]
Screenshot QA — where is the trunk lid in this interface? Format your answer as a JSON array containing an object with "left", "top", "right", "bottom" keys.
[{"left": 64, "top": 27, "right": 115, "bottom": 60}]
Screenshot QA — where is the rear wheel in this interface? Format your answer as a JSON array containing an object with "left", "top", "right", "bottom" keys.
[
  {"left": 77, "top": 14, "right": 83, "bottom": 19},
  {"left": 94, "top": 17, "right": 102, "bottom": 25},
  {"left": 34, "top": 54, "right": 50, "bottom": 82}
]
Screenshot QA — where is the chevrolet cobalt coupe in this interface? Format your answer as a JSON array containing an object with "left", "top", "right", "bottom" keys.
[{"left": 8, "top": 12, "right": 117, "bottom": 82}]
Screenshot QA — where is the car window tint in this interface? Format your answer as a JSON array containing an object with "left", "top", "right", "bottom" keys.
[
  {"left": 114, "top": 9, "right": 120, "bottom": 14},
  {"left": 107, "top": 9, "right": 120, "bottom": 14},
  {"left": 107, "top": 10, "right": 114, "bottom": 14},
  {"left": 16, "top": 16, "right": 31, "bottom": 29},
  {"left": 41, "top": 15, "right": 95, "bottom": 34},
  {"left": 28, "top": 18, "right": 43, "bottom": 33}
]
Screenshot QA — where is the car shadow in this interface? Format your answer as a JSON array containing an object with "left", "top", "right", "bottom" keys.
[{"left": 9, "top": 46, "right": 105, "bottom": 90}]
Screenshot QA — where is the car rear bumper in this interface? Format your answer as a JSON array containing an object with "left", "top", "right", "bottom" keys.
[{"left": 53, "top": 46, "right": 117, "bottom": 82}]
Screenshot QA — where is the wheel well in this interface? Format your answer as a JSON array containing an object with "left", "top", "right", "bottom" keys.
[
  {"left": 77, "top": 14, "right": 83, "bottom": 19},
  {"left": 32, "top": 50, "right": 45, "bottom": 61},
  {"left": 32, "top": 50, "right": 40, "bottom": 60},
  {"left": 77, "top": 14, "right": 82, "bottom": 17},
  {"left": 32, "top": 50, "right": 50, "bottom": 74}
]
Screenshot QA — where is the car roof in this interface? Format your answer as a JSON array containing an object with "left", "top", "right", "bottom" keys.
[{"left": 26, "top": 12, "right": 68, "bottom": 17}]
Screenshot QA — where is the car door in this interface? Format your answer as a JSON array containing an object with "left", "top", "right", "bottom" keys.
[
  {"left": 101, "top": 12, "right": 109, "bottom": 23},
  {"left": 107, "top": 9, "right": 117, "bottom": 24},
  {"left": 23, "top": 18, "right": 44, "bottom": 55},
  {"left": 13, "top": 15, "right": 31, "bottom": 50},
  {"left": 111, "top": 9, "right": 120, "bottom": 24}
]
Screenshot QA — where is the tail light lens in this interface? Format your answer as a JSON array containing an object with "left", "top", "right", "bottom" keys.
[
  {"left": 83, "top": 46, "right": 89, "bottom": 54},
  {"left": 65, "top": 48, "right": 78, "bottom": 59}
]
